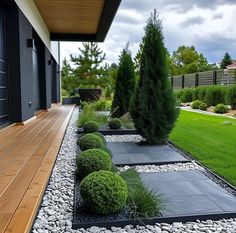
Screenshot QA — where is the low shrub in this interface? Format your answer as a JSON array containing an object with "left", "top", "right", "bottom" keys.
[
  {"left": 191, "top": 100, "right": 203, "bottom": 109},
  {"left": 76, "top": 149, "right": 112, "bottom": 178},
  {"left": 214, "top": 104, "right": 228, "bottom": 114},
  {"left": 101, "top": 146, "right": 113, "bottom": 158},
  {"left": 205, "top": 86, "right": 226, "bottom": 106},
  {"left": 199, "top": 102, "right": 208, "bottom": 111},
  {"left": 78, "top": 104, "right": 108, "bottom": 127},
  {"left": 181, "top": 88, "right": 194, "bottom": 103},
  {"left": 226, "top": 85, "right": 236, "bottom": 110},
  {"left": 83, "top": 121, "right": 100, "bottom": 133},
  {"left": 108, "top": 118, "right": 122, "bottom": 129},
  {"left": 91, "top": 132, "right": 106, "bottom": 143},
  {"left": 78, "top": 133, "right": 104, "bottom": 151},
  {"left": 120, "top": 169, "right": 162, "bottom": 219},
  {"left": 174, "top": 90, "right": 184, "bottom": 101},
  {"left": 80, "top": 171, "right": 128, "bottom": 214}
]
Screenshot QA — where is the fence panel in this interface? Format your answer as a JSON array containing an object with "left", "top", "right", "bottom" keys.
[
  {"left": 172, "top": 75, "right": 182, "bottom": 89},
  {"left": 184, "top": 73, "right": 196, "bottom": 88},
  {"left": 217, "top": 70, "right": 235, "bottom": 86},
  {"left": 198, "top": 71, "right": 214, "bottom": 86}
]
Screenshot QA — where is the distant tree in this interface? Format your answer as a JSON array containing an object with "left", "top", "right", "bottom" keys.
[
  {"left": 130, "top": 10, "right": 178, "bottom": 144},
  {"left": 111, "top": 48, "right": 135, "bottom": 117},
  {"left": 220, "top": 52, "right": 232, "bottom": 69},
  {"left": 61, "top": 58, "right": 79, "bottom": 94},
  {"left": 168, "top": 45, "right": 212, "bottom": 75},
  {"left": 70, "top": 42, "right": 108, "bottom": 88}
]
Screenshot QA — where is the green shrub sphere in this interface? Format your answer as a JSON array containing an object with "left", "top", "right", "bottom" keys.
[
  {"left": 214, "top": 104, "right": 228, "bottom": 114},
  {"left": 76, "top": 149, "right": 112, "bottom": 178},
  {"left": 78, "top": 133, "right": 104, "bottom": 151},
  {"left": 109, "top": 118, "right": 122, "bottom": 129},
  {"left": 83, "top": 121, "right": 100, "bottom": 133},
  {"left": 92, "top": 132, "right": 106, "bottom": 143},
  {"left": 191, "top": 100, "right": 203, "bottom": 109},
  {"left": 80, "top": 170, "right": 128, "bottom": 214}
]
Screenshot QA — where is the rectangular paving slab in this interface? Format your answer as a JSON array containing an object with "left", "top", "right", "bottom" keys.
[
  {"left": 107, "top": 142, "right": 189, "bottom": 165},
  {"left": 141, "top": 171, "right": 236, "bottom": 216},
  {"left": 73, "top": 170, "right": 236, "bottom": 229}
]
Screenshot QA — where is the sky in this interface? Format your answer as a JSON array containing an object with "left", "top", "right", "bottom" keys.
[{"left": 60, "top": 0, "right": 236, "bottom": 65}]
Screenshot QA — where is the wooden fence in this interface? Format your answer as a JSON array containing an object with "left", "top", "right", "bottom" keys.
[{"left": 170, "top": 69, "right": 236, "bottom": 90}]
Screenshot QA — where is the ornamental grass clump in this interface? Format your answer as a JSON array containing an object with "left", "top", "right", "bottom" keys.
[
  {"left": 226, "top": 85, "right": 236, "bottom": 110},
  {"left": 120, "top": 168, "right": 163, "bottom": 219},
  {"left": 78, "top": 133, "right": 104, "bottom": 151},
  {"left": 80, "top": 171, "right": 128, "bottom": 214},
  {"left": 76, "top": 149, "right": 112, "bottom": 179},
  {"left": 83, "top": 121, "right": 100, "bottom": 133},
  {"left": 130, "top": 11, "right": 178, "bottom": 144}
]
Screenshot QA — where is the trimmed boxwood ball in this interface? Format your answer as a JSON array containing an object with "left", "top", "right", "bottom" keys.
[
  {"left": 76, "top": 149, "right": 112, "bottom": 178},
  {"left": 78, "top": 133, "right": 104, "bottom": 151},
  {"left": 92, "top": 132, "right": 106, "bottom": 143},
  {"left": 109, "top": 118, "right": 122, "bottom": 129},
  {"left": 80, "top": 170, "right": 128, "bottom": 214},
  {"left": 83, "top": 121, "right": 100, "bottom": 133}
]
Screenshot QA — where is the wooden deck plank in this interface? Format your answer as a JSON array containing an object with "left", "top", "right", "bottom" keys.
[
  {"left": 0, "top": 108, "right": 64, "bottom": 197},
  {"left": 0, "top": 110, "right": 55, "bottom": 151},
  {"left": 0, "top": 105, "right": 74, "bottom": 233},
  {"left": 4, "top": 106, "right": 74, "bottom": 233}
]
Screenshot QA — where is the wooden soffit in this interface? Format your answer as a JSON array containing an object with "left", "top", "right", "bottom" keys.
[{"left": 33, "top": 0, "right": 122, "bottom": 42}]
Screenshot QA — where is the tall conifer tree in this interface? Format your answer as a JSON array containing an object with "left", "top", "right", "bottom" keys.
[
  {"left": 111, "top": 48, "right": 135, "bottom": 117},
  {"left": 130, "top": 11, "right": 178, "bottom": 144}
]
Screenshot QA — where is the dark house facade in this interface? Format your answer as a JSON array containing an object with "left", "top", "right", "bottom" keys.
[{"left": 0, "top": 0, "right": 121, "bottom": 126}]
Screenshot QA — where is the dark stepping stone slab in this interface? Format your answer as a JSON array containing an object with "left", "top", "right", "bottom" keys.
[
  {"left": 140, "top": 171, "right": 236, "bottom": 217},
  {"left": 73, "top": 170, "right": 236, "bottom": 229},
  {"left": 107, "top": 142, "right": 189, "bottom": 165}
]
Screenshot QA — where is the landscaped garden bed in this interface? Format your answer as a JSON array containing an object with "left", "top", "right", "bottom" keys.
[{"left": 176, "top": 85, "right": 236, "bottom": 117}]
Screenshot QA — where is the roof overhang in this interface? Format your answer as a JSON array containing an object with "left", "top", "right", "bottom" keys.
[{"left": 33, "top": 0, "right": 121, "bottom": 42}]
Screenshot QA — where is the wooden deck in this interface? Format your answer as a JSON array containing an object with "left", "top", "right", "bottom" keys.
[{"left": 0, "top": 104, "right": 74, "bottom": 233}]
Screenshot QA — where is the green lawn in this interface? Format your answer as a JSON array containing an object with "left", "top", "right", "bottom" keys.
[{"left": 169, "top": 110, "right": 236, "bottom": 186}]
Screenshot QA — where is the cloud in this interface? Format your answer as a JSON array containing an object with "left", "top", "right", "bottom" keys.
[
  {"left": 212, "top": 13, "right": 223, "bottom": 19},
  {"left": 180, "top": 16, "right": 205, "bottom": 28},
  {"left": 60, "top": 1, "right": 236, "bottom": 65}
]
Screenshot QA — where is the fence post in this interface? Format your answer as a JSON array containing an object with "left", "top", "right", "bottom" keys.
[
  {"left": 213, "top": 71, "right": 217, "bottom": 85},
  {"left": 182, "top": 75, "right": 185, "bottom": 89},
  {"left": 171, "top": 76, "right": 173, "bottom": 89},
  {"left": 195, "top": 73, "right": 199, "bottom": 87}
]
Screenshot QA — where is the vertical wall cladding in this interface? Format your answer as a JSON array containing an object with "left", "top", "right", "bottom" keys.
[
  {"left": 44, "top": 47, "right": 52, "bottom": 109},
  {"left": 5, "top": 6, "right": 22, "bottom": 122},
  {"left": 18, "top": 10, "right": 34, "bottom": 120},
  {"left": 51, "top": 59, "right": 60, "bottom": 103}
]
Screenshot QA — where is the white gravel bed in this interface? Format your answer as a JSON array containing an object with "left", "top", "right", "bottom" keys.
[
  {"left": 105, "top": 135, "right": 144, "bottom": 142},
  {"left": 32, "top": 111, "right": 236, "bottom": 233},
  {"left": 118, "top": 162, "right": 204, "bottom": 173}
]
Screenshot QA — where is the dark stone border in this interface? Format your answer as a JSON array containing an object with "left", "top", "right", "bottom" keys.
[
  {"left": 73, "top": 174, "right": 236, "bottom": 229},
  {"left": 77, "top": 128, "right": 138, "bottom": 135}
]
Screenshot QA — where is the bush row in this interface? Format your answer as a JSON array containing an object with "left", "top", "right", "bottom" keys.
[
  {"left": 175, "top": 85, "right": 236, "bottom": 109},
  {"left": 75, "top": 119, "right": 161, "bottom": 217}
]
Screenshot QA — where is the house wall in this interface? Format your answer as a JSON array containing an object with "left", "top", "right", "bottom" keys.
[
  {"left": 3, "top": 3, "right": 60, "bottom": 123},
  {"left": 14, "top": 0, "right": 59, "bottom": 63}
]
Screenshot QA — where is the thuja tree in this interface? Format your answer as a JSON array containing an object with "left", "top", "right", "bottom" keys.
[
  {"left": 111, "top": 48, "right": 135, "bottom": 117},
  {"left": 130, "top": 11, "right": 178, "bottom": 144}
]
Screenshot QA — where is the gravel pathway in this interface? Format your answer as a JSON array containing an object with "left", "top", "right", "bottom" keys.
[{"left": 32, "top": 109, "right": 236, "bottom": 233}]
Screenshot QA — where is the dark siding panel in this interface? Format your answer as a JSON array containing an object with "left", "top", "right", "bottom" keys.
[
  {"left": 0, "top": 8, "right": 8, "bottom": 124},
  {"left": 18, "top": 10, "right": 34, "bottom": 121}
]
